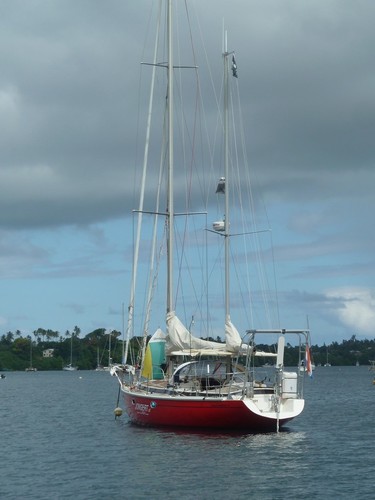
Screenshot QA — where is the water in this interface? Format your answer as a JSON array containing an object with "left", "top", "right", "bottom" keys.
[{"left": 1, "top": 367, "right": 374, "bottom": 499}]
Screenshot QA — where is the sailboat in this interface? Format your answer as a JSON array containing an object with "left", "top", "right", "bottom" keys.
[
  {"left": 95, "top": 346, "right": 107, "bottom": 371},
  {"left": 111, "top": 0, "right": 310, "bottom": 432},
  {"left": 324, "top": 347, "right": 331, "bottom": 367},
  {"left": 25, "top": 337, "right": 37, "bottom": 372},
  {"left": 63, "top": 332, "right": 78, "bottom": 371},
  {"left": 95, "top": 331, "right": 112, "bottom": 371}
]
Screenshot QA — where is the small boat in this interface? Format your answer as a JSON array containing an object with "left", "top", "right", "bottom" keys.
[
  {"left": 111, "top": 0, "right": 311, "bottom": 432},
  {"left": 62, "top": 363, "right": 77, "bottom": 372}
]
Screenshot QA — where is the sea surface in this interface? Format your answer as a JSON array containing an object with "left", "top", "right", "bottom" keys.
[{"left": 1, "top": 366, "right": 374, "bottom": 499}]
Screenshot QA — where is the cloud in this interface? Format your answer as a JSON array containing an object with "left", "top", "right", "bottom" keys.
[
  {"left": 1, "top": 0, "right": 375, "bottom": 232},
  {"left": 0, "top": 0, "right": 374, "bottom": 342},
  {"left": 325, "top": 287, "right": 375, "bottom": 336}
]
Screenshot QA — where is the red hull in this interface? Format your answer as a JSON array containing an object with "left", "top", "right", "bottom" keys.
[{"left": 122, "top": 390, "right": 293, "bottom": 431}]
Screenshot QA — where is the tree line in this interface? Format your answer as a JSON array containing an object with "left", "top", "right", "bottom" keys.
[
  {"left": 0, "top": 328, "right": 374, "bottom": 371},
  {"left": 0, "top": 327, "right": 128, "bottom": 371}
]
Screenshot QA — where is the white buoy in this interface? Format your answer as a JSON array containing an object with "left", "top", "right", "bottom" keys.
[{"left": 114, "top": 407, "right": 123, "bottom": 417}]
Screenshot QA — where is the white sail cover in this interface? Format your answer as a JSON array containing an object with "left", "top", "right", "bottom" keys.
[
  {"left": 166, "top": 311, "right": 243, "bottom": 355},
  {"left": 225, "top": 318, "right": 243, "bottom": 352}
]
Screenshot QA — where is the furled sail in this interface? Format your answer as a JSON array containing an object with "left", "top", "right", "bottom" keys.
[
  {"left": 225, "top": 317, "right": 243, "bottom": 352},
  {"left": 166, "top": 311, "right": 243, "bottom": 355}
]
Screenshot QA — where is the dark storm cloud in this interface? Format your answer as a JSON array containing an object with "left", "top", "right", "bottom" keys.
[{"left": 1, "top": 0, "right": 374, "bottom": 230}]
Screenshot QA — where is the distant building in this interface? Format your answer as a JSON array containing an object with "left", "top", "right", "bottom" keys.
[{"left": 43, "top": 349, "right": 54, "bottom": 358}]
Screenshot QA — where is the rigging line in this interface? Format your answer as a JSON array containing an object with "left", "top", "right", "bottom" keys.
[
  {"left": 269, "top": 229, "right": 281, "bottom": 327},
  {"left": 139, "top": 85, "right": 169, "bottom": 369},
  {"left": 182, "top": 0, "right": 214, "bottom": 211},
  {"left": 189, "top": 1, "right": 223, "bottom": 208},
  {"left": 183, "top": 0, "right": 197, "bottom": 66},
  {"left": 172, "top": 70, "right": 199, "bottom": 210},
  {"left": 171, "top": 26, "right": 201, "bottom": 216},
  {"left": 232, "top": 75, "right": 276, "bottom": 329},
  {"left": 232, "top": 77, "right": 275, "bottom": 329},
  {"left": 228, "top": 75, "right": 256, "bottom": 329},
  {"left": 177, "top": 213, "right": 213, "bottom": 339},
  {"left": 141, "top": 107, "right": 168, "bottom": 358},
  {"left": 233, "top": 70, "right": 279, "bottom": 328},
  {"left": 174, "top": 216, "right": 206, "bottom": 331},
  {"left": 141, "top": 230, "right": 166, "bottom": 358},
  {"left": 125, "top": 0, "right": 163, "bottom": 365},
  {"left": 187, "top": 4, "right": 217, "bottom": 209},
  {"left": 173, "top": 95, "right": 201, "bottom": 309},
  {"left": 204, "top": 213, "right": 209, "bottom": 338},
  {"left": 171, "top": 8, "right": 204, "bottom": 312},
  {"left": 133, "top": 1, "right": 160, "bottom": 210}
]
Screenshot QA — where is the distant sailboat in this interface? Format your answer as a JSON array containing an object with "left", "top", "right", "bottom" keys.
[
  {"left": 324, "top": 347, "right": 331, "bottom": 367},
  {"left": 63, "top": 332, "right": 78, "bottom": 371},
  {"left": 95, "top": 347, "right": 105, "bottom": 371},
  {"left": 25, "top": 337, "right": 37, "bottom": 372},
  {"left": 95, "top": 330, "right": 112, "bottom": 371}
]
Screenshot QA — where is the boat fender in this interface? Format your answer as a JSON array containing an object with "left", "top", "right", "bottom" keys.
[{"left": 114, "top": 407, "right": 123, "bottom": 417}]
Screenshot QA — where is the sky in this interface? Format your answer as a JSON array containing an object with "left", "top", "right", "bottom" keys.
[{"left": 1, "top": 0, "right": 375, "bottom": 346}]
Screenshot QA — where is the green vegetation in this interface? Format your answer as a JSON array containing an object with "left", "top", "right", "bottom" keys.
[
  {"left": 0, "top": 329, "right": 374, "bottom": 371},
  {"left": 310, "top": 335, "right": 375, "bottom": 367},
  {"left": 0, "top": 327, "right": 143, "bottom": 371}
]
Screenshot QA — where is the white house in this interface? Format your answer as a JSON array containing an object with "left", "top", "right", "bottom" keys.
[{"left": 43, "top": 348, "right": 54, "bottom": 358}]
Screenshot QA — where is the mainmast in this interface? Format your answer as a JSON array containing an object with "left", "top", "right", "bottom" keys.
[
  {"left": 223, "top": 32, "right": 230, "bottom": 322},
  {"left": 167, "top": 0, "right": 174, "bottom": 314}
]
